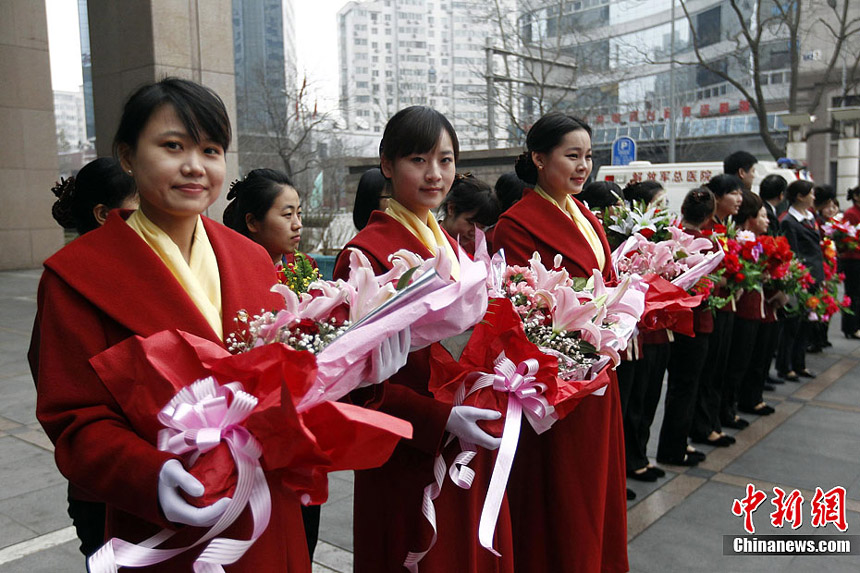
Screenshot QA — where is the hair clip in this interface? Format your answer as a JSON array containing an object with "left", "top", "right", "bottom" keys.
[
  {"left": 51, "top": 176, "right": 75, "bottom": 200},
  {"left": 226, "top": 178, "right": 242, "bottom": 200},
  {"left": 454, "top": 171, "right": 473, "bottom": 181}
]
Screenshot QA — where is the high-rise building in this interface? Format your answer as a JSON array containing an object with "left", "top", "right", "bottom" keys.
[
  {"left": 337, "top": 0, "right": 515, "bottom": 150},
  {"left": 77, "top": 0, "right": 95, "bottom": 143},
  {"left": 233, "top": 0, "right": 298, "bottom": 173},
  {"left": 515, "top": 0, "right": 859, "bottom": 177},
  {"left": 53, "top": 88, "right": 87, "bottom": 151}
]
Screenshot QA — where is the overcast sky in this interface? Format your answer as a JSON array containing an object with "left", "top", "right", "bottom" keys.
[{"left": 46, "top": 0, "right": 344, "bottom": 105}]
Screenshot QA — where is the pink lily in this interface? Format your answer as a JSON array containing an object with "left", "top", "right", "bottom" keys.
[
  {"left": 528, "top": 252, "right": 573, "bottom": 292},
  {"left": 300, "top": 280, "right": 350, "bottom": 322},
  {"left": 550, "top": 287, "right": 602, "bottom": 346},
  {"left": 346, "top": 249, "right": 398, "bottom": 322}
]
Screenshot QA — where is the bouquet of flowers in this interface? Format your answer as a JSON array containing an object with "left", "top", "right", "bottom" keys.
[
  {"left": 419, "top": 239, "right": 645, "bottom": 562},
  {"left": 795, "top": 239, "right": 851, "bottom": 322},
  {"left": 770, "top": 257, "right": 815, "bottom": 304},
  {"left": 229, "top": 245, "right": 490, "bottom": 411},
  {"left": 602, "top": 200, "right": 679, "bottom": 249},
  {"left": 822, "top": 216, "right": 860, "bottom": 255},
  {"left": 87, "top": 329, "right": 412, "bottom": 572},
  {"left": 611, "top": 227, "right": 723, "bottom": 336},
  {"left": 276, "top": 252, "right": 321, "bottom": 292},
  {"left": 498, "top": 252, "right": 645, "bottom": 374},
  {"left": 756, "top": 235, "right": 795, "bottom": 285},
  {"left": 712, "top": 227, "right": 767, "bottom": 298}
]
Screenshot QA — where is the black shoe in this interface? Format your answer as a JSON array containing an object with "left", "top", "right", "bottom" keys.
[
  {"left": 722, "top": 417, "right": 749, "bottom": 430},
  {"left": 627, "top": 488, "right": 637, "bottom": 500},
  {"left": 647, "top": 465, "right": 666, "bottom": 478},
  {"left": 845, "top": 331, "right": 860, "bottom": 340},
  {"left": 764, "top": 383, "right": 776, "bottom": 392},
  {"left": 657, "top": 454, "right": 699, "bottom": 467},
  {"left": 807, "top": 345, "right": 822, "bottom": 354},
  {"left": 779, "top": 371, "right": 800, "bottom": 382},
  {"left": 691, "top": 435, "right": 734, "bottom": 447},
  {"left": 823, "top": 340, "right": 833, "bottom": 348},
  {"left": 739, "top": 403, "right": 774, "bottom": 416},
  {"left": 768, "top": 376, "right": 785, "bottom": 385},
  {"left": 627, "top": 467, "right": 659, "bottom": 482},
  {"left": 686, "top": 448, "right": 706, "bottom": 461},
  {"left": 799, "top": 369, "right": 816, "bottom": 378}
]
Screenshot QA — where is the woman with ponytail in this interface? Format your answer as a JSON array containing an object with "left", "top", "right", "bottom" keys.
[
  {"left": 657, "top": 187, "right": 717, "bottom": 467},
  {"left": 51, "top": 157, "right": 138, "bottom": 236},
  {"left": 45, "top": 157, "right": 136, "bottom": 558},
  {"left": 689, "top": 174, "right": 745, "bottom": 447},
  {"left": 223, "top": 168, "right": 317, "bottom": 273},
  {"left": 493, "top": 113, "right": 628, "bottom": 573},
  {"left": 222, "top": 167, "right": 321, "bottom": 557},
  {"left": 333, "top": 106, "right": 513, "bottom": 572}
]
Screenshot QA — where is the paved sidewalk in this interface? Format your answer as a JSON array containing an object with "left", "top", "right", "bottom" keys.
[{"left": 2, "top": 268, "right": 860, "bottom": 571}]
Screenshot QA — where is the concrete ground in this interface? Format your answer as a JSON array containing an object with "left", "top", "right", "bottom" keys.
[{"left": 2, "top": 268, "right": 860, "bottom": 571}]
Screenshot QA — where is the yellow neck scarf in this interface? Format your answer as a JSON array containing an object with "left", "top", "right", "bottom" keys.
[
  {"left": 385, "top": 199, "right": 460, "bottom": 279},
  {"left": 126, "top": 210, "right": 223, "bottom": 339},
  {"left": 534, "top": 185, "right": 606, "bottom": 271}
]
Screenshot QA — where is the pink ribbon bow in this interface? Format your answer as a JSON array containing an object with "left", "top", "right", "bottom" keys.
[
  {"left": 88, "top": 377, "right": 272, "bottom": 573},
  {"left": 466, "top": 353, "right": 552, "bottom": 555},
  {"left": 404, "top": 353, "right": 554, "bottom": 570}
]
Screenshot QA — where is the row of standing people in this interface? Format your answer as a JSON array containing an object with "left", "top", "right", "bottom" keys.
[
  {"left": 579, "top": 152, "right": 860, "bottom": 501},
  {"left": 34, "top": 78, "right": 628, "bottom": 571}
]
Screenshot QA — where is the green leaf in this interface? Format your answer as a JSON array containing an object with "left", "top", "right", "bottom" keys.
[
  {"left": 571, "top": 277, "right": 589, "bottom": 291},
  {"left": 396, "top": 266, "right": 419, "bottom": 290}
]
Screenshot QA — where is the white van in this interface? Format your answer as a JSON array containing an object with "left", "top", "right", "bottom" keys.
[{"left": 594, "top": 160, "right": 809, "bottom": 212}]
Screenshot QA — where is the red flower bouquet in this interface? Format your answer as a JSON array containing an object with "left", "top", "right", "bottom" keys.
[
  {"left": 822, "top": 217, "right": 860, "bottom": 255},
  {"left": 87, "top": 330, "right": 411, "bottom": 571}
]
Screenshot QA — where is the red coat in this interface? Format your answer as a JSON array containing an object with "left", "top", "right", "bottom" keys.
[
  {"left": 29, "top": 211, "right": 311, "bottom": 572},
  {"left": 493, "top": 189, "right": 629, "bottom": 572},
  {"left": 841, "top": 206, "right": 860, "bottom": 260},
  {"left": 333, "top": 210, "right": 515, "bottom": 572}
]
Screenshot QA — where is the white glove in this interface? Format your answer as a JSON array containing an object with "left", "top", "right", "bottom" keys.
[
  {"left": 158, "top": 459, "right": 231, "bottom": 527},
  {"left": 446, "top": 406, "right": 502, "bottom": 450},
  {"left": 367, "top": 327, "right": 411, "bottom": 385}
]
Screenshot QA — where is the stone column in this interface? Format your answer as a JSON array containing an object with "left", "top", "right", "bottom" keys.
[
  {"left": 0, "top": 1, "right": 64, "bottom": 269},
  {"left": 779, "top": 113, "right": 813, "bottom": 165},
  {"left": 786, "top": 139, "right": 807, "bottom": 164},
  {"left": 837, "top": 128, "right": 859, "bottom": 193},
  {"left": 831, "top": 108, "right": 860, "bottom": 193},
  {"left": 87, "top": 0, "right": 238, "bottom": 219}
]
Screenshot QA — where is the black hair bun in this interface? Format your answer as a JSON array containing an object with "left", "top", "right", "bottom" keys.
[
  {"left": 50, "top": 177, "right": 77, "bottom": 229},
  {"left": 514, "top": 151, "right": 538, "bottom": 185}
]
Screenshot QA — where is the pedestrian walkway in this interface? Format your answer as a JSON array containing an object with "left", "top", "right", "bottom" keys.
[{"left": 2, "top": 268, "right": 859, "bottom": 571}]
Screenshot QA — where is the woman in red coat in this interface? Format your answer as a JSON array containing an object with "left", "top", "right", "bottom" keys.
[
  {"left": 841, "top": 185, "right": 860, "bottom": 338},
  {"left": 30, "top": 78, "right": 311, "bottom": 571},
  {"left": 333, "top": 106, "right": 515, "bottom": 572},
  {"left": 222, "top": 167, "right": 323, "bottom": 557},
  {"left": 492, "top": 113, "right": 629, "bottom": 572},
  {"left": 222, "top": 168, "right": 319, "bottom": 276}
]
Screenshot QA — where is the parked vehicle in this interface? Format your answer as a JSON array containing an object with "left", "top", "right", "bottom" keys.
[{"left": 594, "top": 160, "right": 810, "bottom": 211}]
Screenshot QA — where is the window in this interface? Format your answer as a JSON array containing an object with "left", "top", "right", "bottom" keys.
[
  {"left": 695, "top": 6, "right": 721, "bottom": 47},
  {"left": 696, "top": 59, "right": 726, "bottom": 87}
]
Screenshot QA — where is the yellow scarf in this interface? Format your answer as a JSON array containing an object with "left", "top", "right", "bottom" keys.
[
  {"left": 385, "top": 199, "right": 460, "bottom": 279},
  {"left": 534, "top": 185, "right": 606, "bottom": 271},
  {"left": 126, "top": 210, "right": 223, "bottom": 339}
]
